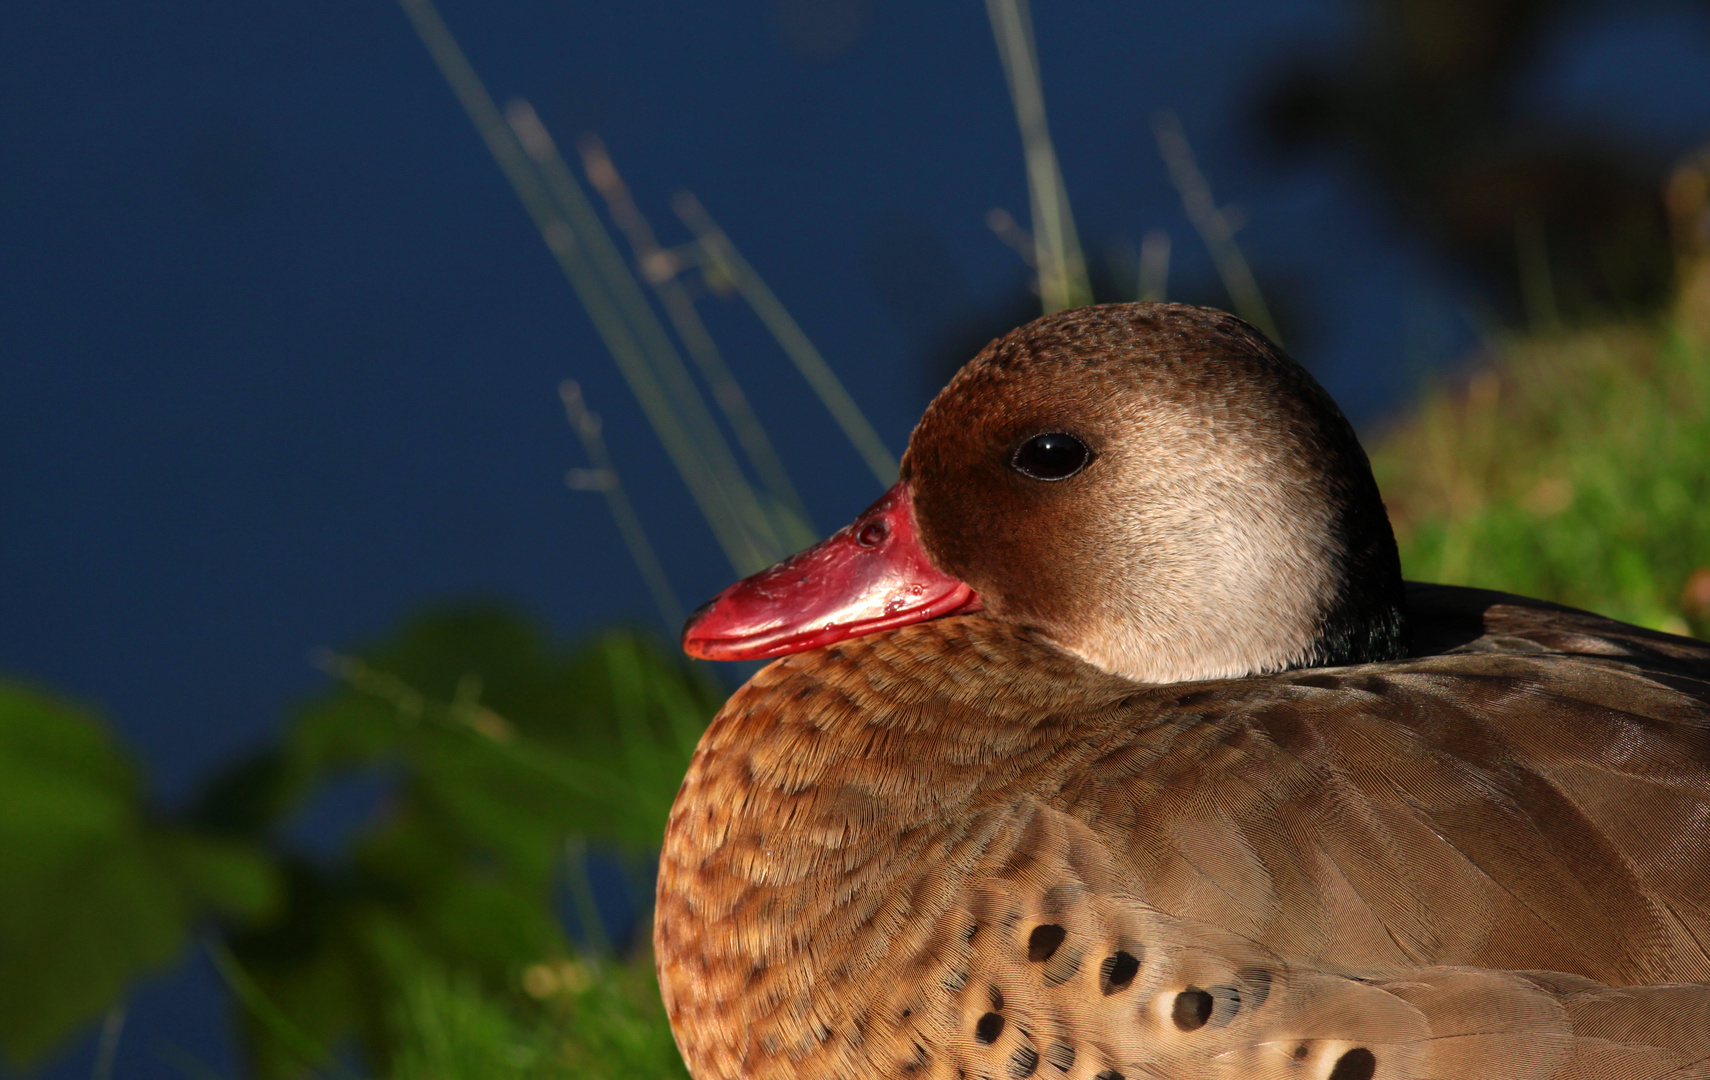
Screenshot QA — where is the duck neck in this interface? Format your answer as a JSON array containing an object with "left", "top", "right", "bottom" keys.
[{"left": 1307, "top": 483, "right": 1410, "bottom": 668}]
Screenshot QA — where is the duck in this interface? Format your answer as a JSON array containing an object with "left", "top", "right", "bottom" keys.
[{"left": 655, "top": 303, "right": 1710, "bottom": 1080}]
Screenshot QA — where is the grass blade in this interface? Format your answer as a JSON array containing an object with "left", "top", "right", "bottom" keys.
[
  {"left": 1152, "top": 110, "right": 1281, "bottom": 344},
  {"left": 578, "top": 135, "right": 818, "bottom": 550},
  {"left": 397, "top": 0, "right": 777, "bottom": 576},
  {"left": 1138, "top": 228, "right": 1171, "bottom": 303},
  {"left": 506, "top": 102, "right": 789, "bottom": 569},
  {"left": 560, "top": 381, "right": 686, "bottom": 630},
  {"left": 985, "top": 0, "right": 1091, "bottom": 314},
  {"left": 562, "top": 837, "right": 614, "bottom": 958},
  {"left": 90, "top": 1005, "right": 125, "bottom": 1080},
  {"left": 673, "top": 191, "right": 899, "bottom": 486},
  {"left": 205, "top": 940, "right": 357, "bottom": 1080}
]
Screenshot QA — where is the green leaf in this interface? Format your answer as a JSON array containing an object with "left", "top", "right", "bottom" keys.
[
  {"left": 195, "top": 607, "right": 722, "bottom": 1076},
  {"left": 0, "top": 682, "right": 280, "bottom": 1065},
  {"left": 158, "top": 832, "right": 280, "bottom": 919}
]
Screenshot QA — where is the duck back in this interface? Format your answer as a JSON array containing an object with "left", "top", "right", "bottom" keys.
[{"left": 656, "top": 586, "right": 1710, "bottom": 1080}]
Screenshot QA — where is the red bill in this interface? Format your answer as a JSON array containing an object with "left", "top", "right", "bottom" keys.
[{"left": 682, "top": 482, "right": 981, "bottom": 661}]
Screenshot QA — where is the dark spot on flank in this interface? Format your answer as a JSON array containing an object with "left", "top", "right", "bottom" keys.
[
  {"left": 1041, "top": 945, "right": 1082, "bottom": 987},
  {"left": 1292, "top": 1043, "right": 1310, "bottom": 1061},
  {"left": 1208, "top": 983, "right": 1242, "bottom": 1023},
  {"left": 1171, "top": 988, "right": 1213, "bottom": 1031},
  {"left": 975, "top": 1012, "right": 1005, "bottom": 1044},
  {"left": 1094, "top": 1072, "right": 1124, "bottom": 1080},
  {"left": 1099, "top": 950, "right": 1141, "bottom": 994},
  {"left": 1328, "top": 1048, "right": 1376, "bottom": 1080},
  {"left": 1041, "top": 884, "right": 1078, "bottom": 916},
  {"left": 987, "top": 985, "right": 1005, "bottom": 1011},
  {"left": 943, "top": 967, "right": 970, "bottom": 992},
  {"left": 1027, "top": 924, "right": 1066, "bottom": 962},
  {"left": 1045, "top": 1042, "right": 1075, "bottom": 1072},
  {"left": 965, "top": 923, "right": 981, "bottom": 942},
  {"left": 900, "top": 1008, "right": 912, "bottom": 1019},
  {"left": 1009, "top": 1045, "right": 1039, "bottom": 1078},
  {"left": 1236, "top": 967, "right": 1272, "bottom": 1010}
]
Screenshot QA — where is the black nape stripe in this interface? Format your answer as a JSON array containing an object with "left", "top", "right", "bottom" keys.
[
  {"left": 1027, "top": 924, "right": 1067, "bottom": 962},
  {"left": 1171, "top": 988, "right": 1213, "bottom": 1031},
  {"left": 1098, "top": 950, "right": 1141, "bottom": 994},
  {"left": 1328, "top": 1048, "right": 1376, "bottom": 1080}
]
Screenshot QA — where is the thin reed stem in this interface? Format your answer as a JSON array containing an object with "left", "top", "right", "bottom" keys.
[
  {"left": 1138, "top": 229, "right": 1171, "bottom": 303},
  {"left": 577, "top": 135, "right": 817, "bottom": 549},
  {"left": 90, "top": 1004, "right": 126, "bottom": 1080},
  {"left": 562, "top": 836, "right": 614, "bottom": 958},
  {"left": 1515, "top": 208, "right": 1560, "bottom": 332},
  {"left": 507, "top": 102, "right": 787, "bottom": 569},
  {"left": 1152, "top": 110, "right": 1282, "bottom": 345},
  {"left": 205, "top": 939, "right": 358, "bottom": 1080},
  {"left": 985, "top": 0, "right": 1091, "bottom": 314},
  {"left": 559, "top": 381, "right": 686, "bottom": 631},
  {"left": 673, "top": 191, "right": 899, "bottom": 487},
  {"left": 397, "top": 0, "right": 775, "bottom": 576}
]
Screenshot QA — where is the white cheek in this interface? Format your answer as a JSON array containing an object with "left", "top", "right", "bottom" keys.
[{"left": 1041, "top": 481, "right": 1335, "bottom": 685}]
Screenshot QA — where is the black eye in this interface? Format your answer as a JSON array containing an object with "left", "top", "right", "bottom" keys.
[{"left": 1010, "top": 432, "right": 1091, "bottom": 481}]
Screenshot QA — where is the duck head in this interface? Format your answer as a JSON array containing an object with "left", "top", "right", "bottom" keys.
[{"left": 683, "top": 303, "right": 1407, "bottom": 683}]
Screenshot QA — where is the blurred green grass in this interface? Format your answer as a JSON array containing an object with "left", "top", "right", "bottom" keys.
[
  {"left": 388, "top": 957, "right": 686, "bottom": 1080},
  {"left": 1372, "top": 315, "right": 1710, "bottom": 637}
]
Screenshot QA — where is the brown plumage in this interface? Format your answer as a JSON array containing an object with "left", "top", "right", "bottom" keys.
[{"left": 657, "top": 304, "right": 1710, "bottom": 1080}]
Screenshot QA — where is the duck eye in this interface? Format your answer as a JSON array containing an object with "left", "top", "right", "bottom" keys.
[{"left": 1010, "top": 432, "right": 1091, "bottom": 481}]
